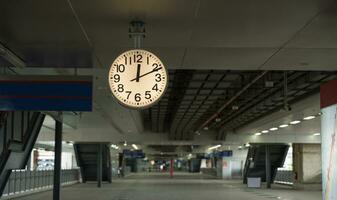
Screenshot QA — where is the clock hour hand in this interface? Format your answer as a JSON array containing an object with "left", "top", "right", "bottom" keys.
[
  {"left": 136, "top": 64, "right": 141, "bottom": 82},
  {"left": 130, "top": 67, "right": 162, "bottom": 82}
]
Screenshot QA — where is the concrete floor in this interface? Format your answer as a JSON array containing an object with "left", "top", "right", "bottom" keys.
[{"left": 12, "top": 172, "right": 322, "bottom": 200}]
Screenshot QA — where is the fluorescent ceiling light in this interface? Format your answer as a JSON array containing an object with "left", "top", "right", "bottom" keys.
[
  {"left": 261, "top": 130, "right": 269, "bottom": 133},
  {"left": 313, "top": 133, "right": 320, "bottom": 136},
  {"left": 290, "top": 120, "right": 301, "bottom": 125},
  {"left": 111, "top": 144, "right": 119, "bottom": 150},
  {"left": 303, "top": 116, "right": 315, "bottom": 120},
  {"left": 254, "top": 132, "right": 262, "bottom": 136},
  {"left": 208, "top": 145, "right": 221, "bottom": 150},
  {"left": 279, "top": 124, "right": 289, "bottom": 128},
  {"left": 244, "top": 143, "right": 250, "bottom": 147},
  {"left": 132, "top": 144, "right": 138, "bottom": 150},
  {"left": 269, "top": 127, "right": 278, "bottom": 131},
  {"left": 238, "top": 146, "right": 243, "bottom": 149}
]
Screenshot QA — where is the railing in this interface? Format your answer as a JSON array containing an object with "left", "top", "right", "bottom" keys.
[
  {"left": 1, "top": 169, "right": 79, "bottom": 198},
  {"left": 274, "top": 170, "right": 293, "bottom": 185}
]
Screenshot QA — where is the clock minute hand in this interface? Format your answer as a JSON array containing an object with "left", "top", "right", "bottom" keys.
[{"left": 130, "top": 67, "right": 162, "bottom": 82}]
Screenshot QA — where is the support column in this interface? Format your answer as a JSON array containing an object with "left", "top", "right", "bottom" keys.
[
  {"left": 97, "top": 144, "right": 102, "bottom": 188},
  {"left": 293, "top": 144, "right": 321, "bottom": 189},
  {"left": 265, "top": 145, "right": 271, "bottom": 189},
  {"left": 320, "top": 78, "right": 337, "bottom": 200},
  {"left": 53, "top": 120, "right": 62, "bottom": 200},
  {"left": 170, "top": 159, "right": 174, "bottom": 178},
  {"left": 321, "top": 105, "right": 337, "bottom": 200}
]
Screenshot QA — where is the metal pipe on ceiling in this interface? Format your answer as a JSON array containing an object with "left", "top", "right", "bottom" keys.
[
  {"left": 0, "top": 43, "right": 26, "bottom": 68},
  {"left": 197, "top": 70, "right": 268, "bottom": 131}
]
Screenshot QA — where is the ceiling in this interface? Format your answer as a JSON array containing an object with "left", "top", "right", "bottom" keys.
[
  {"left": 0, "top": 0, "right": 337, "bottom": 70},
  {"left": 2, "top": 0, "right": 337, "bottom": 150},
  {"left": 142, "top": 70, "right": 337, "bottom": 140}
]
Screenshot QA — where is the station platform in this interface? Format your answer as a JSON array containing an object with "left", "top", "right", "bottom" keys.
[{"left": 12, "top": 173, "right": 321, "bottom": 200}]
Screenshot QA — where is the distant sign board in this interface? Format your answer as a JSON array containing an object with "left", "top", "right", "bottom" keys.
[
  {"left": 203, "top": 150, "right": 233, "bottom": 158},
  {"left": 0, "top": 75, "right": 92, "bottom": 111},
  {"left": 123, "top": 149, "right": 145, "bottom": 158}
]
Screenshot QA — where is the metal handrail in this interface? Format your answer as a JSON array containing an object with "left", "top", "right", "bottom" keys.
[{"left": 1, "top": 169, "right": 79, "bottom": 198}]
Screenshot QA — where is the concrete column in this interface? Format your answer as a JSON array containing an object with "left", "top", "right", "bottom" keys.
[
  {"left": 321, "top": 105, "right": 337, "bottom": 200},
  {"left": 293, "top": 144, "right": 321, "bottom": 189}
]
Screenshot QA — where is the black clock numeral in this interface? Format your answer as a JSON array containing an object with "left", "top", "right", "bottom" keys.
[
  {"left": 147, "top": 56, "right": 149, "bottom": 65},
  {"left": 116, "top": 64, "right": 125, "bottom": 73},
  {"left": 114, "top": 74, "right": 120, "bottom": 83},
  {"left": 145, "top": 91, "right": 151, "bottom": 99},
  {"left": 125, "top": 91, "right": 131, "bottom": 99},
  {"left": 135, "top": 93, "right": 141, "bottom": 102},
  {"left": 124, "top": 55, "right": 127, "bottom": 65},
  {"left": 155, "top": 74, "right": 161, "bottom": 82},
  {"left": 136, "top": 54, "right": 143, "bottom": 63},
  {"left": 117, "top": 84, "right": 124, "bottom": 92},
  {"left": 153, "top": 63, "right": 160, "bottom": 71},
  {"left": 152, "top": 84, "right": 158, "bottom": 92}
]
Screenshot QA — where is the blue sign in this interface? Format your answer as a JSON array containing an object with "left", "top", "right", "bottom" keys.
[
  {"left": 123, "top": 149, "right": 145, "bottom": 158},
  {"left": 0, "top": 75, "right": 92, "bottom": 111},
  {"left": 203, "top": 150, "right": 233, "bottom": 158}
]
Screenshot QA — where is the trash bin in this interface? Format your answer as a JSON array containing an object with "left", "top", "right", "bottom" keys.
[{"left": 247, "top": 177, "right": 261, "bottom": 188}]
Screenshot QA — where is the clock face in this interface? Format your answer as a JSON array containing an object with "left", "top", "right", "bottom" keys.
[{"left": 108, "top": 49, "right": 168, "bottom": 109}]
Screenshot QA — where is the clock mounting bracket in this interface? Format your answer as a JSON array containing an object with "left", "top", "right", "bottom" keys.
[{"left": 128, "top": 21, "right": 146, "bottom": 49}]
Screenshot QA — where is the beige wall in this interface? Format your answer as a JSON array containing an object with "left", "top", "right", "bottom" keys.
[{"left": 293, "top": 144, "right": 321, "bottom": 184}]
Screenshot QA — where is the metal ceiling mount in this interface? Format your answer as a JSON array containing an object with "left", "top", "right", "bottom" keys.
[
  {"left": 283, "top": 71, "right": 291, "bottom": 111},
  {"left": 0, "top": 43, "right": 26, "bottom": 68},
  {"left": 129, "top": 21, "right": 146, "bottom": 49}
]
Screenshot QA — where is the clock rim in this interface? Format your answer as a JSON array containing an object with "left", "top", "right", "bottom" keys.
[{"left": 108, "top": 48, "right": 169, "bottom": 110}]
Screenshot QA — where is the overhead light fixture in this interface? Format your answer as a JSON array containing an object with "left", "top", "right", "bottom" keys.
[
  {"left": 215, "top": 118, "right": 221, "bottom": 122},
  {"left": 203, "top": 126, "right": 209, "bottom": 131},
  {"left": 244, "top": 143, "right": 250, "bottom": 147},
  {"left": 232, "top": 105, "right": 239, "bottom": 110},
  {"left": 208, "top": 144, "right": 221, "bottom": 150},
  {"left": 290, "top": 120, "right": 301, "bottom": 125},
  {"left": 238, "top": 146, "right": 243, "bottom": 149},
  {"left": 313, "top": 133, "right": 321, "bottom": 136},
  {"left": 124, "top": 141, "right": 127, "bottom": 146},
  {"left": 261, "top": 130, "right": 269, "bottom": 134},
  {"left": 269, "top": 127, "right": 278, "bottom": 131},
  {"left": 111, "top": 144, "right": 119, "bottom": 150},
  {"left": 303, "top": 116, "right": 316, "bottom": 120},
  {"left": 279, "top": 124, "right": 289, "bottom": 128},
  {"left": 254, "top": 132, "right": 262, "bottom": 136},
  {"left": 132, "top": 144, "right": 138, "bottom": 150}
]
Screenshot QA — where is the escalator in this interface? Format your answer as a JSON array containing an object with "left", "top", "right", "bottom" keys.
[
  {"left": 74, "top": 143, "right": 112, "bottom": 183},
  {"left": 243, "top": 144, "right": 289, "bottom": 184},
  {"left": 0, "top": 111, "right": 45, "bottom": 196}
]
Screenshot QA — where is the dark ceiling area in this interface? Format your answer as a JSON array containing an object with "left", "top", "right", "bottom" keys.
[{"left": 143, "top": 70, "right": 337, "bottom": 140}]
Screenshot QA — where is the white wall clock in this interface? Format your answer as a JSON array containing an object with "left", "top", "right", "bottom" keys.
[{"left": 108, "top": 49, "right": 168, "bottom": 109}]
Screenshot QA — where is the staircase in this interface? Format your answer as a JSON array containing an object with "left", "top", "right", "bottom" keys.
[
  {"left": 243, "top": 144, "right": 289, "bottom": 184},
  {"left": 0, "top": 111, "right": 45, "bottom": 196},
  {"left": 74, "top": 143, "right": 112, "bottom": 183}
]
